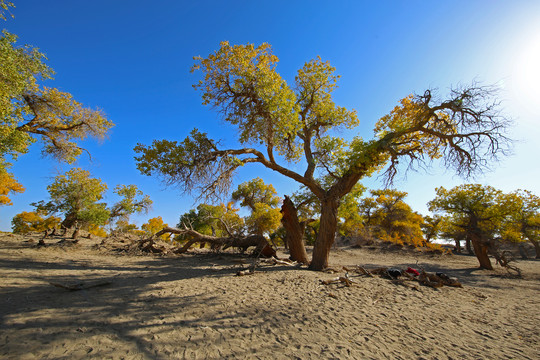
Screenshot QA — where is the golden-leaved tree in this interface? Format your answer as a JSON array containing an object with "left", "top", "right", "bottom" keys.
[
  {"left": 0, "top": 3, "right": 113, "bottom": 204},
  {"left": 232, "top": 177, "right": 281, "bottom": 236},
  {"left": 32, "top": 168, "right": 109, "bottom": 229},
  {"left": 360, "top": 189, "right": 426, "bottom": 247},
  {"left": 135, "top": 42, "right": 512, "bottom": 270},
  {"left": 504, "top": 190, "right": 540, "bottom": 258},
  {"left": 11, "top": 210, "right": 60, "bottom": 234},
  {"left": 0, "top": 170, "right": 24, "bottom": 205},
  {"left": 109, "top": 184, "right": 153, "bottom": 222},
  {"left": 428, "top": 184, "right": 515, "bottom": 269},
  {"left": 142, "top": 216, "right": 171, "bottom": 240}
]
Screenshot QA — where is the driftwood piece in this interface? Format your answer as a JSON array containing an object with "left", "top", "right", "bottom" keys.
[
  {"left": 343, "top": 265, "right": 373, "bottom": 277},
  {"left": 38, "top": 230, "right": 48, "bottom": 246},
  {"left": 320, "top": 274, "right": 356, "bottom": 287},
  {"left": 260, "top": 257, "right": 296, "bottom": 266}
]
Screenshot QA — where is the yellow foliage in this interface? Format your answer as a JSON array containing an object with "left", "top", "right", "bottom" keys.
[
  {"left": 142, "top": 216, "right": 169, "bottom": 239},
  {"left": 88, "top": 224, "right": 107, "bottom": 237},
  {"left": 11, "top": 211, "right": 60, "bottom": 233},
  {"left": 246, "top": 203, "right": 282, "bottom": 235},
  {"left": 0, "top": 171, "right": 24, "bottom": 205},
  {"left": 375, "top": 95, "right": 456, "bottom": 161}
]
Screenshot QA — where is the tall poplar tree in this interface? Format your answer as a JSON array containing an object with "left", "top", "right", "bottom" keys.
[{"left": 135, "top": 42, "right": 511, "bottom": 270}]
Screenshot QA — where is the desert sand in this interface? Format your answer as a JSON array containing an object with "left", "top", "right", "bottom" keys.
[{"left": 0, "top": 232, "right": 538, "bottom": 360}]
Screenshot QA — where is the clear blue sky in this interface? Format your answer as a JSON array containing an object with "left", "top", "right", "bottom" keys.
[{"left": 1, "top": 0, "right": 539, "bottom": 231}]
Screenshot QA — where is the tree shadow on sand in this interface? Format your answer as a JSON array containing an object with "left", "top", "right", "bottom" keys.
[{"left": 0, "top": 249, "right": 313, "bottom": 359}]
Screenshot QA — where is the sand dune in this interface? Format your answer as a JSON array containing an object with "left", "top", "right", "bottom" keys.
[{"left": 0, "top": 233, "right": 538, "bottom": 359}]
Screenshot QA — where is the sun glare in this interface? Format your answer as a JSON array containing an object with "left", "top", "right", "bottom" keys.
[{"left": 512, "top": 32, "right": 540, "bottom": 115}]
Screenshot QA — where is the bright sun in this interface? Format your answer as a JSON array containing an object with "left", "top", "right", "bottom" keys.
[{"left": 512, "top": 32, "right": 540, "bottom": 115}]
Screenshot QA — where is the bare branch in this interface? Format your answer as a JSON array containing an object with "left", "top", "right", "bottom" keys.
[{"left": 379, "top": 83, "right": 513, "bottom": 184}]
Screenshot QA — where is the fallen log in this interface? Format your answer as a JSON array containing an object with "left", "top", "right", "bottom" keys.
[{"left": 140, "top": 226, "right": 276, "bottom": 257}]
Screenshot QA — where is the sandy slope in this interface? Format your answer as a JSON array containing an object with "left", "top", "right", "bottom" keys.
[{"left": 0, "top": 233, "right": 538, "bottom": 359}]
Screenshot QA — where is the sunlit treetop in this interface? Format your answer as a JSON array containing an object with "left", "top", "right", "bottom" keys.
[
  {"left": 32, "top": 167, "right": 109, "bottom": 228},
  {"left": 191, "top": 42, "right": 358, "bottom": 166},
  {"left": 109, "top": 184, "right": 153, "bottom": 221},
  {"left": 192, "top": 42, "right": 300, "bottom": 159},
  {"left": 0, "top": 27, "right": 113, "bottom": 172},
  {"left": 374, "top": 86, "right": 512, "bottom": 181},
  {"left": 231, "top": 177, "right": 280, "bottom": 210}
]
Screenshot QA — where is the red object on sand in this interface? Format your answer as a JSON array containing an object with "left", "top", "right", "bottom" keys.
[{"left": 406, "top": 267, "right": 420, "bottom": 276}]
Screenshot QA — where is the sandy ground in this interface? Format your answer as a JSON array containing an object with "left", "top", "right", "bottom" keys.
[{"left": 0, "top": 233, "right": 539, "bottom": 360}]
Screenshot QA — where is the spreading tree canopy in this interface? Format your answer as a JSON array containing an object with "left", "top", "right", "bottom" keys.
[
  {"left": 428, "top": 184, "right": 514, "bottom": 269},
  {"left": 504, "top": 190, "right": 540, "bottom": 258},
  {"left": 33, "top": 168, "right": 109, "bottom": 229},
  {"left": 11, "top": 210, "right": 60, "bottom": 234},
  {"left": 135, "top": 42, "right": 512, "bottom": 270},
  {"left": 0, "top": 31, "right": 113, "bottom": 168}
]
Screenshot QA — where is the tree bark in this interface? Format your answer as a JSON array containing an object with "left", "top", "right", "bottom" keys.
[
  {"left": 469, "top": 233, "right": 493, "bottom": 270},
  {"left": 518, "top": 243, "right": 529, "bottom": 260},
  {"left": 61, "top": 213, "right": 78, "bottom": 229},
  {"left": 454, "top": 239, "right": 461, "bottom": 253},
  {"left": 280, "top": 196, "right": 309, "bottom": 264},
  {"left": 466, "top": 238, "right": 473, "bottom": 254},
  {"left": 529, "top": 239, "right": 540, "bottom": 259},
  {"left": 310, "top": 197, "right": 339, "bottom": 270}
]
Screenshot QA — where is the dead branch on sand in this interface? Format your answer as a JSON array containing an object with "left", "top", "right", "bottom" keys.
[
  {"left": 49, "top": 280, "right": 112, "bottom": 291},
  {"left": 138, "top": 226, "right": 276, "bottom": 257},
  {"left": 321, "top": 266, "right": 463, "bottom": 289}
]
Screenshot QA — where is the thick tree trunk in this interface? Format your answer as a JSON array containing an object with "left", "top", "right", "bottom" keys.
[
  {"left": 530, "top": 239, "right": 540, "bottom": 259},
  {"left": 61, "top": 213, "right": 78, "bottom": 229},
  {"left": 470, "top": 233, "right": 493, "bottom": 270},
  {"left": 280, "top": 196, "right": 309, "bottom": 264},
  {"left": 310, "top": 197, "right": 339, "bottom": 271},
  {"left": 454, "top": 239, "right": 461, "bottom": 253},
  {"left": 518, "top": 243, "right": 529, "bottom": 260}
]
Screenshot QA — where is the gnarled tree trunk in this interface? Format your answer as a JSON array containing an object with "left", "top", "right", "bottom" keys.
[
  {"left": 469, "top": 232, "right": 493, "bottom": 270},
  {"left": 310, "top": 197, "right": 339, "bottom": 271},
  {"left": 280, "top": 196, "right": 309, "bottom": 264},
  {"left": 61, "top": 213, "right": 78, "bottom": 229}
]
